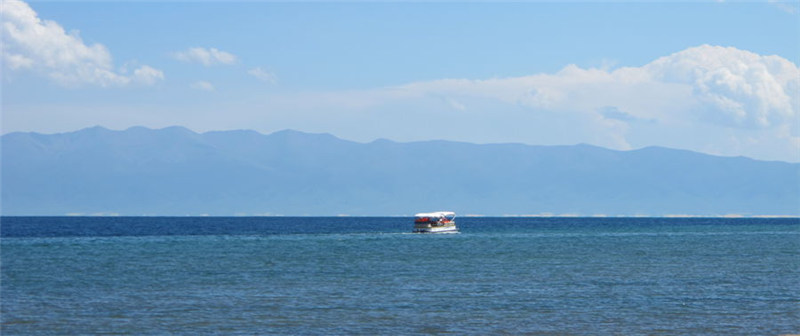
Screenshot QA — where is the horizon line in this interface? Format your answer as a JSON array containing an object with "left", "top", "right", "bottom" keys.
[{"left": 1, "top": 214, "right": 797, "bottom": 219}]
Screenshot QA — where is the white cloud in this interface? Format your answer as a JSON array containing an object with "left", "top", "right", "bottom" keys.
[
  {"left": 0, "top": 0, "right": 163, "bottom": 87},
  {"left": 190, "top": 81, "right": 215, "bottom": 91},
  {"left": 132, "top": 65, "right": 164, "bottom": 85},
  {"left": 642, "top": 45, "right": 797, "bottom": 129},
  {"left": 248, "top": 67, "right": 277, "bottom": 84},
  {"left": 445, "top": 97, "right": 466, "bottom": 111},
  {"left": 769, "top": 0, "right": 799, "bottom": 14},
  {"left": 172, "top": 47, "right": 237, "bottom": 66}
]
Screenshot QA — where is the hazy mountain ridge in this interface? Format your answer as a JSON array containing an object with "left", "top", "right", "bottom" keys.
[{"left": 2, "top": 126, "right": 798, "bottom": 216}]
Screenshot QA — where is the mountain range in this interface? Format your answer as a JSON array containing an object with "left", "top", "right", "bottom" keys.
[{"left": 2, "top": 126, "right": 798, "bottom": 216}]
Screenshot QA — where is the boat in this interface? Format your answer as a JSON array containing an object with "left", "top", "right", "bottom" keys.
[{"left": 413, "top": 211, "right": 458, "bottom": 233}]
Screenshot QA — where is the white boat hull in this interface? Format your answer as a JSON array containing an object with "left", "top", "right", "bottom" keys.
[{"left": 413, "top": 225, "right": 458, "bottom": 234}]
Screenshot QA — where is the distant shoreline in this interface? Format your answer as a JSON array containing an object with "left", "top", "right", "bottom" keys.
[{"left": 2, "top": 215, "right": 798, "bottom": 219}]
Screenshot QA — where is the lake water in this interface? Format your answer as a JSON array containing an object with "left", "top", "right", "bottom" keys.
[{"left": 2, "top": 217, "right": 798, "bottom": 335}]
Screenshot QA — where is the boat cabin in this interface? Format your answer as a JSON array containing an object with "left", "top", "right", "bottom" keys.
[{"left": 414, "top": 212, "right": 456, "bottom": 225}]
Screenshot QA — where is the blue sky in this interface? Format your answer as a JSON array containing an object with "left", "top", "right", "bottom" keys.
[{"left": 2, "top": 0, "right": 799, "bottom": 161}]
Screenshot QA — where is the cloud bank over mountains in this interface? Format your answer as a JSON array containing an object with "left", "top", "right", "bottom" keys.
[
  {"left": 269, "top": 45, "right": 798, "bottom": 161},
  {"left": 429, "top": 45, "right": 798, "bottom": 132},
  {"left": 0, "top": 0, "right": 164, "bottom": 87}
]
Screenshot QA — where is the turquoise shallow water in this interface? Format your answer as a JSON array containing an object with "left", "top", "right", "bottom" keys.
[{"left": 2, "top": 217, "right": 799, "bottom": 335}]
